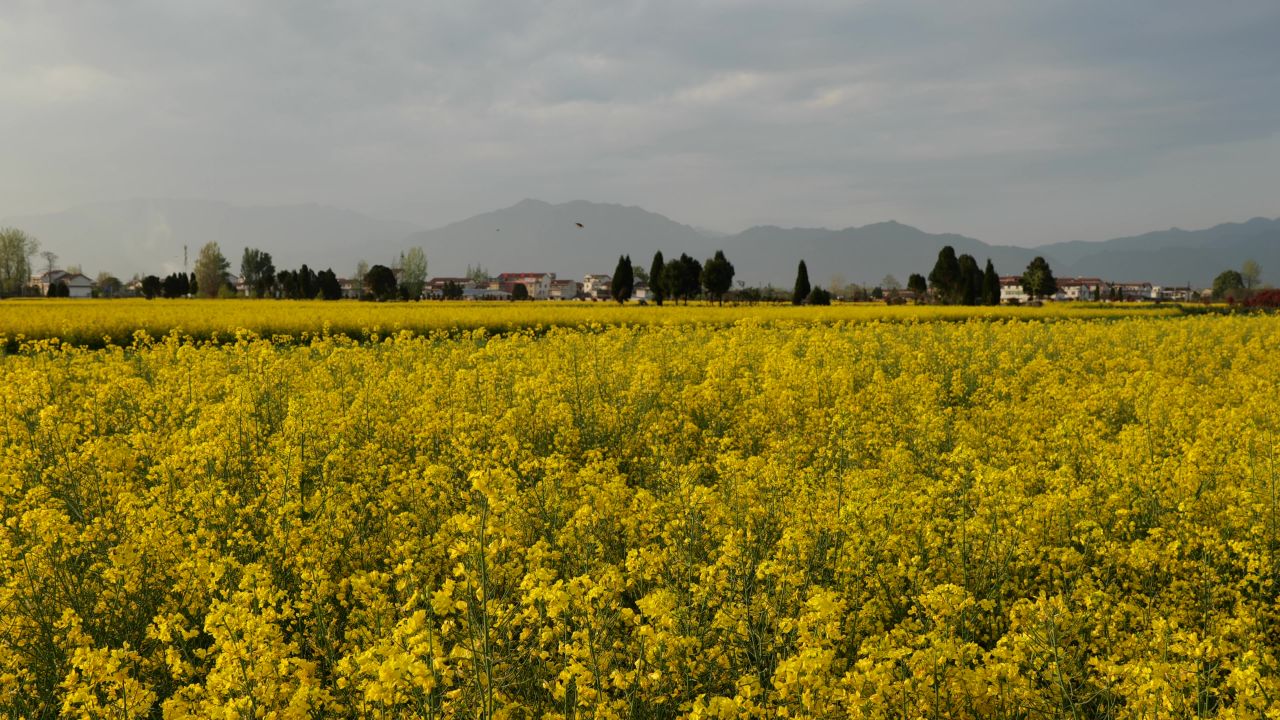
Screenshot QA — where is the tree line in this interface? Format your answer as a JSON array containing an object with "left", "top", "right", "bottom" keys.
[
  {"left": 1212, "top": 260, "right": 1264, "bottom": 301},
  {"left": 782, "top": 248, "right": 1056, "bottom": 306},
  {"left": 4, "top": 225, "right": 1267, "bottom": 305},
  {"left": 604, "top": 250, "right": 737, "bottom": 305},
  {"left": 126, "top": 243, "right": 431, "bottom": 301}
]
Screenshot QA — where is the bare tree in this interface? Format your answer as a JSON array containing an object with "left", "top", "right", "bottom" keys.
[
  {"left": 400, "top": 247, "right": 428, "bottom": 299},
  {"left": 40, "top": 250, "right": 58, "bottom": 280},
  {"left": 1242, "top": 259, "right": 1262, "bottom": 290},
  {"left": 0, "top": 228, "right": 39, "bottom": 297},
  {"left": 193, "top": 242, "right": 230, "bottom": 298}
]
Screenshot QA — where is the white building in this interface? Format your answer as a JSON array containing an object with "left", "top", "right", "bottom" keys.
[
  {"left": 462, "top": 287, "right": 511, "bottom": 300},
  {"left": 496, "top": 272, "right": 555, "bottom": 300},
  {"left": 550, "top": 279, "right": 581, "bottom": 300},
  {"left": 1155, "top": 285, "right": 1196, "bottom": 302},
  {"left": 582, "top": 274, "right": 611, "bottom": 300},
  {"left": 1113, "top": 282, "right": 1156, "bottom": 301},
  {"left": 339, "top": 278, "right": 363, "bottom": 299},
  {"left": 32, "top": 270, "right": 94, "bottom": 298},
  {"left": 1055, "top": 277, "right": 1108, "bottom": 301},
  {"left": 999, "top": 276, "right": 1029, "bottom": 304}
]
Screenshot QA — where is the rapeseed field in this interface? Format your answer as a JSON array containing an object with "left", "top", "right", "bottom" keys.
[
  {"left": 0, "top": 298, "right": 1182, "bottom": 348},
  {"left": 1, "top": 310, "right": 1277, "bottom": 718}
]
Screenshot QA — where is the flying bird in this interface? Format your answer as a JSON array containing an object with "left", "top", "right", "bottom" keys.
[{"left": 575, "top": 222, "right": 584, "bottom": 228}]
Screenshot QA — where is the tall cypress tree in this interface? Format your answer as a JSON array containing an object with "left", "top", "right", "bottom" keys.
[
  {"left": 660, "top": 253, "right": 702, "bottom": 304},
  {"left": 680, "top": 254, "right": 702, "bottom": 303},
  {"left": 982, "top": 259, "right": 1001, "bottom": 305},
  {"left": 317, "top": 269, "right": 342, "bottom": 300},
  {"left": 662, "top": 258, "right": 682, "bottom": 304},
  {"left": 611, "top": 254, "right": 633, "bottom": 303},
  {"left": 649, "top": 251, "right": 665, "bottom": 306},
  {"left": 928, "top": 246, "right": 961, "bottom": 304},
  {"left": 700, "top": 250, "right": 735, "bottom": 305},
  {"left": 958, "top": 254, "right": 981, "bottom": 306},
  {"left": 793, "top": 260, "right": 811, "bottom": 305}
]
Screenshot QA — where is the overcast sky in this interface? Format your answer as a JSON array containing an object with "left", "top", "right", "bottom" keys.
[{"left": 2, "top": 0, "right": 1278, "bottom": 245}]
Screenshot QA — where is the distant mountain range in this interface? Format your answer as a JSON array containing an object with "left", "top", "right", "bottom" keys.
[
  {"left": 1036, "top": 217, "right": 1280, "bottom": 286},
  {"left": 398, "top": 198, "right": 715, "bottom": 280},
  {"left": 4, "top": 198, "right": 1276, "bottom": 287},
  {"left": 387, "top": 200, "right": 1280, "bottom": 287}
]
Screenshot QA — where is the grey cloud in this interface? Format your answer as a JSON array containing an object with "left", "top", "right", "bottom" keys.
[{"left": 1, "top": 1, "right": 1278, "bottom": 245}]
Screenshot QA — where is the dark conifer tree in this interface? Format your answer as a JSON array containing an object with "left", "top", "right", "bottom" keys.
[
  {"left": 141, "top": 275, "right": 161, "bottom": 299},
  {"left": 680, "top": 254, "right": 703, "bottom": 303},
  {"left": 649, "top": 251, "right": 666, "bottom": 306},
  {"left": 1021, "top": 256, "right": 1058, "bottom": 300},
  {"left": 611, "top": 254, "right": 634, "bottom": 303},
  {"left": 365, "top": 264, "right": 397, "bottom": 301},
  {"left": 793, "top": 260, "right": 811, "bottom": 305},
  {"left": 907, "top": 273, "right": 928, "bottom": 298},
  {"left": 700, "top": 250, "right": 735, "bottom": 305},
  {"left": 958, "top": 254, "right": 981, "bottom": 306},
  {"left": 318, "top": 269, "right": 342, "bottom": 300},
  {"left": 982, "top": 259, "right": 1001, "bottom": 305},
  {"left": 928, "top": 246, "right": 961, "bottom": 304}
]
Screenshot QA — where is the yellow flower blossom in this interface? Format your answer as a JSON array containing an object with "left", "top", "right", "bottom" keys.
[{"left": 1, "top": 306, "right": 1277, "bottom": 717}]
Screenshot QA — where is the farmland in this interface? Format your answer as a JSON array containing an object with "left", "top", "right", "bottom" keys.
[
  {"left": 0, "top": 298, "right": 1184, "bottom": 348},
  {"left": 1, "top": 306, "right": 1278, "bottom": 718}
]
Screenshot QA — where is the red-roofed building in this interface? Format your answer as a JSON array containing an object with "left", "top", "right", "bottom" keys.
[
  {"left": 496, "top": 272, "right": 555, "bottom": 300},
  {"left": 550, "top": 279, "right": 581, "bottom": 300},
  {"left": 999, "top": 275, "right": 1028, "bottom": 304},
  {"left": 1055, "top": 277, "right": 1108, "bottom": 301}
]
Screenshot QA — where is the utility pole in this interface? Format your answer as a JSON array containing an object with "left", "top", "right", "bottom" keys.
[{"left": 183, "top": 245, "right": 188, "bottom": 274}]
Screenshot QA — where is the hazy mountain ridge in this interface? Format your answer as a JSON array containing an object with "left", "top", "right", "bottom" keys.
[
  {"left": 1040, "top": 217, "right": 1280, "bottom": 265},
  {"left": 720, "top": 222, "right": 1044, "bottom": 287},
  {"left": 1038, "top": 218, "right": 1280, "bottom": 284},
  {"left": 406, "top": 203, "right": 1276, "bottom": 286},
  {"left": 396, "top": 198, "right": 713, "bottom": 279},
  {"left": 405, "top": 209, "right": 1048, "bottom": 286},
  {"left": 5, "top": 198, "right": 1274, "bottom": 287}
]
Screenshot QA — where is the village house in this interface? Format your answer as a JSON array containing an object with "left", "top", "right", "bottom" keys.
[
  {"left": 427, "top": 277, "right": 472, "bottom": 295},
  {"left": 32, "top": 270, "right": 95, "bottom": 298},
  {"left": 1155, "top": 285, "right": 1197, "bottom": 302},
  {"left": 1054, "top": 277, "right": 1109, "bottom": 301},
  {"left": 998, "top": 276, "right": 1029, "bottom": 304},
  {"left": 339, "top": 277, "right": 362, "bottom": 299},
  {"left": 582, "top": 274, "right": 611, "bottom": 300},
  {"left": 496, "top": 272, "right": 555, "bottom": 300},
  {"left": 1112, "top": 282, "right": 1156, "bottom": 301},
  {"left": 549, "top": 279, "right": 581, "bottom": 300},
  {"left": 469, "top": 288, "right": 511, "bottom": 300}
]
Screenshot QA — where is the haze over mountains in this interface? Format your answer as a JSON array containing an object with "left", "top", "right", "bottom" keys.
[
  {"left": 4, "top": 198, "right": 1276, "bottom": 288},
  {"left": 4, "top": 199, "right": 416, "bottom": 278}
]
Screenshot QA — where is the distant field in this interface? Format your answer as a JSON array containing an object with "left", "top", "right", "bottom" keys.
[{"left": 0, "top": 298, "right": 1186, "bottom": 347}]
